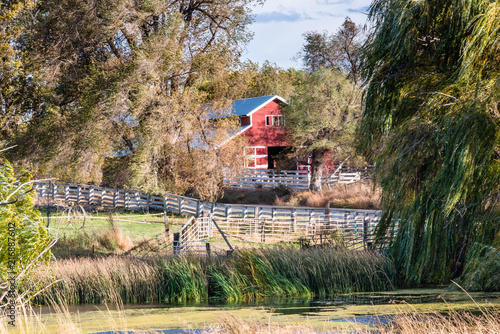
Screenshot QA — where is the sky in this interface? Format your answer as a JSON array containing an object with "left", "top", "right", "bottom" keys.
[{"left": 244, "top": 0, "right": 373, "bottom": 69}]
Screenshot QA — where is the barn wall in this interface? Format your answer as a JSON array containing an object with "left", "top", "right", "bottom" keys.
[
  {"left": 233, "top": 98, "right": 295, "bottom": 169},
  {"left": 243, "top": 100, "right": 288, "bottom": 147}
]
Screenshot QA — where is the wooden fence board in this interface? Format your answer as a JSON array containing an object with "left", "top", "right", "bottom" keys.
[{"left": 34, "top": 181, "right": 392, "bottom": 249}]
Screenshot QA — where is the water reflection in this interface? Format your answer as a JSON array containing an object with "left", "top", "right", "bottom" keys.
[{"left": 37, "top": 288, "right": 500, "bottom": 317}]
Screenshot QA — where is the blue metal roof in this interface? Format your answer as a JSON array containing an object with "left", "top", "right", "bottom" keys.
[
  {"left": 207, "top": 95, "right": 285, "bottom": 119},
  {"left": 232, "top": 95, "right": 279, "bottom": 116}
]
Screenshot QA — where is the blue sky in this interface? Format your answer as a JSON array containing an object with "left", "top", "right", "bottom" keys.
[{"left": 244, "top": 0, "right": 373, "bottom": 69}]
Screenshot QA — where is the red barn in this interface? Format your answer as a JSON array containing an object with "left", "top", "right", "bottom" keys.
[{"left": 222, "top": 95, "right": 309, "bottom": 169}]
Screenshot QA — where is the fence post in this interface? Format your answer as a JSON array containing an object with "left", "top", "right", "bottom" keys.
[
  {"left": 89, "top": 186, "right": 94, "bottom": 205},
  {"left": 65, "top": 185, "right": 70, "bottom": 203},
  {"left": 173, "top": 232, "right": 180, "bottom": 254},
  {"left": 225, "top": 205, "right": 231, "bottom": 228},
  {"left": 325, "top": 202, "right": 330, "bottom": 232},
  {"left": 199, "top": 201, "right": 204, "bottom": 215},
  {"left": 363, "top": 216, "right": 370, "bottom": 250},
  {"left": 147, "top": 194, "right": 151, "bottom": 212},
  {"left": 40, "top": 184, "right": 45, "bottom": 201},
  {"left": 355, "top": 214, "right": 360, "bottom": 246},
  {"left": 164, "top": 213, "right": 170, "bottom": 243},
  {"left": 208, "top": 212, "right": 213, "bottom": 237},
  {"left": 178, "top": 196, "right": 182, "bottom": 215},
  {"left": 255, "top": 206, "right": 262, "bottom": 234},
  {"left": 343, "top": 212, "right": 349, "bottom": 246},
  {"left": 291, "top": 208, "right": 297, "bottom": 233},
  {"left": 100, "top": 189, "right": 104, "bottom": 207},
  {"left": 51, "top": 182, "right": 56, "bottom": 202},
  {"left": 196, "top": 200, "right": 201, "bottom": 217},
  {"left": 261, "top": 219, "right": 266, "bottom": 243},
  {"left": 271, "top": 208, "right": 276, "bottom": 236},
  {"left": 77, "top": 185, "right": 81, "bottom": 204},
  {"left": 163, "top": 195, "right": 168, "bottom": 212},
  {"left": 308, "top": 210, "right": 315, "bottom": 238}
]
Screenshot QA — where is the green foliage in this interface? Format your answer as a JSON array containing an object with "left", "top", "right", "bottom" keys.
[
  {"left": 285, "top": 69, "right": 361, "bottom": 152},
  {"left": 284, "top": 68, "right": 363, "bottom": 191},
  {"left": 299, "top": 17, "right": 364, "bottom": 83},
  {"left": 0, "top": 155, "right": 52, "bottom": 299},
  {"left": 0, "top": 0, "right": 36, "bottom": 137},
  {"left": 360, "top": 0, "right": 500, "bottom": 288},
  {"left": 35, "top": 247, "right": 396, "bottom": 304},
  {"left": 1, "top": 0, "right": 259, "bottom": 199},
  {"left": 459, "top": 231, "right": 500, "bottom": 291},
  {"left": 242, "top": 61, "right": 302, "bottom": 100}
]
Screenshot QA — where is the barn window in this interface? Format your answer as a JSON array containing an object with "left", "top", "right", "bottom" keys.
[{"left": 265, "top": 115, "right": 284, "bottom": 126}]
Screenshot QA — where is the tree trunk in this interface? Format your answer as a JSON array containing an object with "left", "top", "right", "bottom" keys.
[{"left": 309, "top": 149, "right": 327, "bottom": 192}]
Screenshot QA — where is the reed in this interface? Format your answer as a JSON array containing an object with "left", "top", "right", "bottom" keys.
[{"left": 34, "top": 247, "right": 396, "bottom": 305}]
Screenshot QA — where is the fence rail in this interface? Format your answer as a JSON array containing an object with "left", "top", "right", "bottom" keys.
[
  {"left": 34, "top": 181, "right": 393, "bottom": 252},
  {"left": 223, "top": 167, "right": 374, "bottom": 190},
  {"left": 223, "top": 169, "right": 310, "bottom": 190},
  {"left": 186, "top": 210, "right": 396, "bottom": 251}
]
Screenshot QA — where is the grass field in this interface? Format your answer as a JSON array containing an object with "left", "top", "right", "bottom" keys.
[{"left": 37, "top": 207, "right": 189, "bottom": 258}]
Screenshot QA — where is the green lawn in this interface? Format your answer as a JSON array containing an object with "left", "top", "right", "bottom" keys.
[{"left": 37, "top": 207, "right": 189, "bottom": 258}]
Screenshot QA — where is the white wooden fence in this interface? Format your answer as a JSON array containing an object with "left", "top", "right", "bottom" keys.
[
  {"left": 183, "top": 207, "right": 396, "bottom": 250},
  {"left": 34, "top": 182, "right": 206, "bottom": 216},
  {"left": 34, "top": 182, "right": 394, "bottom": 251},
  {"left": 223, "top": 167, "right": 374, "bottom": 190},
  {"left": 223, "top": 169, "right": 310, "bottom": 190}
]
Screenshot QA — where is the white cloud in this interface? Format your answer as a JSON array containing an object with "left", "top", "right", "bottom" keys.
[
  {"left": 254, "top": 11, "right": 312, "bottom": 23},
  {"left": 244, "top": 0, "right": 372, "bottom": 69}
]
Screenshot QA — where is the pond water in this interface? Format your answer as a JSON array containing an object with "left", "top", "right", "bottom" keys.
[{"left": 33, "top": 289, "right": 499, "bottom": 333}]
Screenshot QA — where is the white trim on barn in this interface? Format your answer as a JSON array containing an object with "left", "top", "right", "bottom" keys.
[
  {"left": 242, "top": 95, "right": 287, "bottom": 117},
  {"left": 244, "top": 146, "right": 267, "bottom": 169}
]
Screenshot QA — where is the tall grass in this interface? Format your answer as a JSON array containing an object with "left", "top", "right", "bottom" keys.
[
  {"left": 34, "top": 247, "right": 396, "bottom": 305},
  {"left": 221, "top": 182, "right": 381, "bottom": 209},
  {"left": 273, "top": 182, "right": 381, "bottom": 209}
]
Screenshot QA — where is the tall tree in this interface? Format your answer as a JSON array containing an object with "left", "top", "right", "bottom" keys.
[
  {"left": 198, "top": 61, "right": 300, "bottom": 101},
  {"left": 284, "top": 68, "right": 362, "bottom": 192},
  {"left": 0, "top": 0, "right": 36, "bottom": 139},
  {"left": 2, "top": 0, "right": 262, "bottom": 199},
  {"left": 242, "top": 61, "right": 300, "bottom": 100},
  {"left": 360, "top": 0, "right": 500, "bottom": 289},
  {"left": 299, "top": 17, "right": 363, "bottom": 83}
]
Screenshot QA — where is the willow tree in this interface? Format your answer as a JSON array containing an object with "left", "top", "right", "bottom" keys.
[{"left": 360, "top": 0, "right": 500, "bottom": 289}]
